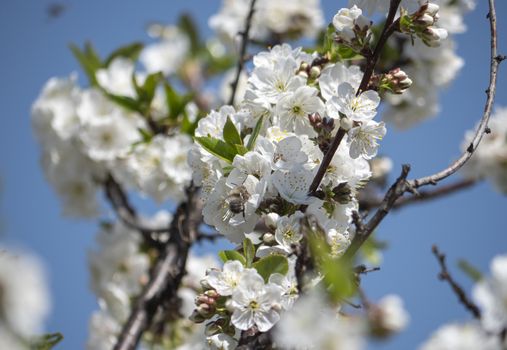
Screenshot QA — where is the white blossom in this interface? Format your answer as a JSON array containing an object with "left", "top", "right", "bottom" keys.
[
  {"left": 230, "top": 269, "right": 282, "bottom": 332},
  {"left": 348, "top": 120, "right": 386, "bottom": 159},
  {"left": 327, "top": 83, "right": 380, "bottom": 122}
]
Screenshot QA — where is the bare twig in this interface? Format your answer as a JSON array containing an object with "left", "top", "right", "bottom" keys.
[
  {"left": 431, "top": 245, "right": 481, "bottom": 319},
  {"left": 344, "top": 0, "right": 502, "bottom": 258},
  {"left": 228, "top": 0, "right": 257, "bottom": 106},
  {"left": 408, "top": 0, "right": 502, "bottom": 189},
  {"left": 113, "top": 187, "right": 198, "bottom": 350},
  {"left": 360, "top": 178, "right": 477, "bottom": 210},
  {"left": 104, "top": 175, "right": 170, "bottom": 245}
]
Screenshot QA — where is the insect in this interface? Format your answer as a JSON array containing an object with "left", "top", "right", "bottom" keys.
[{"left": 225, "top": 185, "right": 251, "bottom": 218}]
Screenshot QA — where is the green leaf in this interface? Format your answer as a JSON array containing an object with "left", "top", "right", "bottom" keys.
[
  {"left": 223, "top": 117, "right": 243, "bottom": 146},
  {"left": 246, "top": 116, "right": 264, "bottom": 150},
  {"left": 104, "top": 42, "right": 144, "bottom": 66},
  {"left": 234, "top": 144, "right": 248, "bottom": 156},
  {"left": 336, "top": 45, "right": 363, "bottom": 60},
  {"left": 252, "top": 255, "right": 289, "bottom": 282},
  {"left": 105, "top": 93, "right": 143, "bottom": 113},
  {"left": 458, "top": 259, "right": 483, "bottom": 283},
  {"left": 194, "top": 136, "right": 238, "bottom": 163},
  {"left": 164, "top": 82, "right": 193, "bottom": 120},
  {"left": 180, "top": 112, "right": 199, "bottom": 136},
  {"left": 138, "top": 72, "right": 163, "bottom": 106},
  {"left": 321, "top": 257, "right": 355, "bottom": 302},
  {"left": 218, "top": 250, "right": 246, "bottom": 265},
  {"left": 178, "top": 14, "right": 200, "bottom": 55},
  {"left": 69, "top": 42, "right": 102, "bottom": 86},
  {"left": 243, "top": 238, "right": 255, "bottom": 267},
  {"left": 31, "top": 332, "right": 64, "bottom": 350}
]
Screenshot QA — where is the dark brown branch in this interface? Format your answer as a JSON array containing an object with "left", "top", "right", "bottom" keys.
[
  {"left": 357, "top": 0, "right": 401, "bottom": 94},
  {"left": 307, "top": 128, "right": 347, "bottom": 195},
  {"left": 431, "top": 245, "right": 481, "bottom": 319},
  {"left": 113, "top": 187, "right": 198, "bottom": 350},
  {"left": 228, "top": 0, "right": 257, "bottom": 106},
  {"left": 408, "top": 0, "right": 502, "bottom": 189},
  {"left": 307, "top": 0, "right": 403, "bottom": 197},
  {"left": 104, "top": 175, "right": 170, "bottom": 245}
]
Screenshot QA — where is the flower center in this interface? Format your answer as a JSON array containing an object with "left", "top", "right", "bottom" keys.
[{"left": 248, "top": 300, "right": 260, "bottom": 310}]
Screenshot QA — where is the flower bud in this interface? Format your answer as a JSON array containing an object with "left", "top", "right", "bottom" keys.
[
  {"left": 421, "top": 27, "right": 448, "bottom": 47},
  {"left": 310, "top": 66, "right": 321, "bottom": 79},
  {"left": 382, "top": 68, "right": 412, "bottom": 94},
  {"left": 340, "top": 116, "right": 353, "bottom": 131},
  {"left": 262, "top": 233, "right": 276, "bottom": 245},
  {"left": 265, "top": 212, "right": 279, "bottom": 229}
]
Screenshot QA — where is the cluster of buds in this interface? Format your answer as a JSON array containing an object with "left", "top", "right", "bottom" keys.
[
  {"left": 309, "top": 112, "right": 336, "bottom": 153},
  {"left": 297, "top": 56, "right": 329, "bottom": 81},
  {"left": 332, "top": 5, "right": 373, "bottom": 53},
  {"left": 400, "top": 2, "right": 448, "bottom": 47},
  {"left": 379, "top": 68, "right": 413, "bottom": 94},
  {"left": 190, "top": 289, "right": 220, "bottom": 323}
]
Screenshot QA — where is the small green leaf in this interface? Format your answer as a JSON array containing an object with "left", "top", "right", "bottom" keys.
[
  {"left": 105, "top": 93, "right": 143, "bottom": 113},
  {"left": 138, "top": 128, "right": 153, "bottom": 143},
  {"left": 458, "top": 259, "right": 483, "bottom": 283},
  {"left": 246, "top": 116, "right": 264, "bottom": 150},
  {"left": 133, "top": 72, "right": 163, "bottom": 109},
  {"left": 218, "top": 250, "right": 246, "bottom": 265},
  {"left": 194, "top": 136, "right": 238, "bottom": 163},
  {"left": 223, "top": 117, "right": 243, "bottom": 146},
  {"left": 31, "top": 332, "right": 64, "bottom": 350},
  {"left": 69, "top": 43, "right": 102, "bottom": 86},
  {"left": 243, "top": 238, "right": 255, "bottom": 267},
  {"left": 104, "top": 42, "right": 144, "bottom": 66},
  {"left": 234, "top": 144, "right": 248, "bottom": 156},
  {"left": 253, "top": 255, "right": 289, "bottom": 282},
  {"left": 336, "top": 45, "right": 363, "bottom": 60},
  {"left": 321, "top": 257, "right": 355, "bottom": 302}
]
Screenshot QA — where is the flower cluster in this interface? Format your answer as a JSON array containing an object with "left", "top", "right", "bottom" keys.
[
  {"left": 32, "top": 55, "right": 194, "bottom": 217},
  {"left": 191, "top": 43, "right": 384, "bottom": 248},
  {"left": 461, "top": 107, "right": 507, "bottom": 193}
]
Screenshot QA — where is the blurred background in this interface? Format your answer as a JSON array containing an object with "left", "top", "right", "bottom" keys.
[{"left": 0, "top": 0, "right": 506, "bottom": 349}]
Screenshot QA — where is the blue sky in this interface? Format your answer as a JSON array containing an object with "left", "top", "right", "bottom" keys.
[{"left": 0, "top": 0, "right": 506, "bottom": 349}]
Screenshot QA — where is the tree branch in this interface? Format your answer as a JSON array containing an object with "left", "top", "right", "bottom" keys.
[
  {"left": 228, "top": 0, "right": 257, "bottom": 106},
  {"left": 112, "top": 186, "right": 198, "bottom": 350},
  {"left": 104, "top": 175, "right": 170, "bottom": 245},
  {"left": 357, "top": 0, "right": 401, "bottom": 94},
  {"left": 360, "top": 178, "right": 477, "bottom": 210},
  {"left": 307, "top": 0, "right": 403, "bottom": 197},
  {"left": 408, "top": 0, "right": 502, "bottom": 189},
  {"left": 431, "top": 245, "right": 481, "bottom": 319},
  {"left": 343, "top": 0, "right": 502, "bottom": 259}
]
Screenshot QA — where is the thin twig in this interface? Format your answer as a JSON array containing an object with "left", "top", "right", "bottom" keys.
[
  {"left": 344, "top": 0, "right": 502, "bottom": 259},
  {"left": 228, "top": 0, "right": 257, "bottom": 106},
  {"left": 409, "top": 0, "right": 502, "bottom": 189},
  {"left": 307, "top": 0, "right": 402, "bottom": 197},
  {"left": 104, "top": 175, "right": 170, "bottom": 245},
  {"left": 360, "top": 178, "right": 477, "bottom": 210},
  {"left": 357, "top": 0, "right": 402, "bottom": 94},
  {"left": 431, "top": 245, "right": 481, "bottom": 319},
  {"left": 113, "top": 187, "right": 198, "bottom": 350}
]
